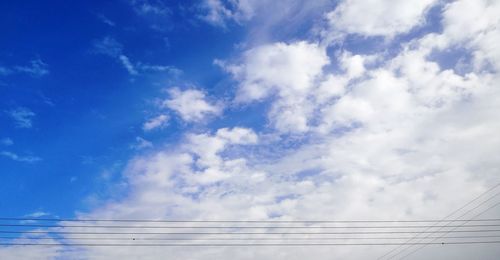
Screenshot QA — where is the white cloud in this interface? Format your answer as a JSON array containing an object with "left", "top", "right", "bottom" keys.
[
  {"left": 216, "top": 127, "right": 258, "bottom": 144},
  {"left": 199, "top": 0, "right": 256, "bottom": 27},
  {"left": 0, "top": 58, "right": 49, "bottom": 77},
  {"left": 93, "top": 37, "right": 123, "bottom": 57},
  {"left": 118, "top": 55, "right": 138, "bottom": 75},
  {"left": 142, "top": 114, "right": 169, "bottom": 131},
  {"left": 94, "top": 37, "right": 178, "bottom": 76},
  {"left": 226, "top": 41, "right": 328, "bottom": 102},
  {"left": 326, "top": 0, "right": 437, "bottom": 38},
  {"left": 97, "top": 14, "right": 115, "bottom": 26},
  {"left": 1, "top": 151, "right": 41, "bottom": 163},
  {"left": 163, "top": 87, "right": 222, "bottom": 122},
  {"left": 25, "top": 211, "right": 50, "bottom": 218},
  {"left": 6, "top": 107, "right": 36, "bottom": 128},
  {"left": 14, "top": 58, "right": 50, "bottom": 77},
  {"left": 221, "top": 41, "right": 328, "bottom": 133},
  {"left": 199, "top": 0, "right": 333, "bottom": 40},
  {"left": 130, "top": 137, "right": 154, "bottom": 150},
  {"left": 439, "top": 0, "right": 500, "bottom": 71},
  {"left": 136, "top": 63, "right": 182, "bottom": 75},
  {"left": 131, "top": 0, "right": 171, "bottom": 16},
  {"left": 0, "top": 244, "right": 62, "bottom": 260}
]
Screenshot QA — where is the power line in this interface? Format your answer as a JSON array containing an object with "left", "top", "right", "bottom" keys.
[
  {"left": 398, "top": 201, "right": 500, "bottom": 259},
  {"left": 1, "top": 229, "right": 500, "bottom": 235},
  {"left": 1, "top": 223, "right": 500, "bottom": 229},
  {"left": 2, "top": 235, "right": 500, "bottom": 241},
  {"left": 1, "top": 241, "right": 500, "bottom": 247},
  {"left": 377, "top": 182, "right": 500, "bottom": 260},
  {"left": 1, "top": 217, "right": 499, "bottom": 223},
  {"left": 389, "top": 196, "right": 500, "bottom": 260}
]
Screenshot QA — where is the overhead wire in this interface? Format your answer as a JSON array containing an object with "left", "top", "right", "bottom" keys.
[
  {"left": 0, "top": 185, "right": 498, "bottom": 251},
  {"left": 1, "top": 241, "right": 500, "bottom": 247},
  {"left": 2, "top": 235, "right": 500, "bottom": 241},
  {"left": 398, "top": 201, "right": 500, "bottom": 260},
  {"left": 1, "top": 217, "right": 499, "bottom": 223},
  {"left": 1, "top": 223, "right": 500, "bottom": 229},
  {"left": 377, "top": 183, "right": 500, "bottom": 260},
  {"left": 1, "top": 229, "right": 500, "bottom": 235}
]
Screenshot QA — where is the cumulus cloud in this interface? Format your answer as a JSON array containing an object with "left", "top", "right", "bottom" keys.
[
  {"left": 163, "top": 87, "right": 222, "bottom": 122},
  {"left": 221, "top": 41, "right": 328, "bottom": 133},
  {"left": 326, "top": 0, "right": 437, "bottom": 38},
  {"left": 428, "top": 0, "right": 500, "bottom": 71},
  {"left": 226, "top": 41, "right": 328, "bottom": 101},
  {"left": 6, "top": 107, "right": 36, "bottom": 128}
]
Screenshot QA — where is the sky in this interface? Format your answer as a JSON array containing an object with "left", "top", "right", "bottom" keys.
[{"left": 0, "top": 0, "right": 500, "bottom": 259}]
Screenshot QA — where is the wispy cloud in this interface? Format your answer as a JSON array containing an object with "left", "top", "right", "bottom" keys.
[
  {"left": 118, "top": 55, "right": 139, "bottom": 75},
  {"left": 1, "top": 151, "right": 41, "bottom": 163},
  {"left": 137, "top": 63, "right": 182, "bottom": 75},
  {"left": 0, "top": 138, "right": 13, "bottom": 146},
  {"left": 199, "top": 0, "right": 246, "bottom": 27},
  {"left": 97, "top": 14, "right": 115, "bottom": 26},
  {"left": 93, "top": 37, "right": 123, "bottom": 57},
  {"left": 130, "top": 0, "right": 171, "bottom": 16},
  {"left": 14, "top": 58, "right": 50, "bottom": 77},
  {"left": 25, "top": 211, "right": 50, "bottom": 218},
  {"left": 130, "top": 136, "right": 153, "bottom": 150},
  {"left": 6, "top": 107, "right": 36, "bottom": 128},
  {"left": 143, "top": 114, "right": 169, "bottom": 131},
  {"left": 93, "top": 37, "right": 179, "bottom": 76},
  {"left": 0, "top": 58, "right": 50, "bottom": 77},
  {"left": 0, "top": 66, "right": 11, "bottom": 76}
]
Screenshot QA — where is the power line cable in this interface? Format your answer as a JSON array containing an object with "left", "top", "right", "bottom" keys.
[
  {"left": 1, "top": 217, "right": 499, "bottom": 223},
  {"left": 377, "top": 183, "right": 500, "bottom": 260},
  {"left": 1, "top": 229, "right": 500, "bottom": 235},
  {"left": 398, "top": 201, "right": 500, "bottom": 260},
  {"left": 388, "top": 194, "right": 500, "bottom": 260},
  {"left": 2, "top": 235, "right": 500, "bottom": 241},
  {"left": 1, "top": 241, "right": 500, "bottom": 247},
  {"left": 1, "top": 223, "right": 500, "bottom": 229}
]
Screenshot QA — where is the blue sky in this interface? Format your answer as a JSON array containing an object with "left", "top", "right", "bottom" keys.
[
  {"left": 1, "top": 0, "right": 500, "bottom": 259},
  {"left": 0, "top": 0, "right": 245, "bottom": 216}
]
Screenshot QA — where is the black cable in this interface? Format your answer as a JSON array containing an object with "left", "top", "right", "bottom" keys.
[
  {"left": 1, "top": 241, "right": 500, "bottom": 247},
  {"left": 2, "top": 235, "right": 500, "bottom": 241},
  {"left": 1, "top": 223, "right": 500, "bottom": 229},
  {"left": 1, "top": 217, "right": 499, "bottom": 223},
  {"left": 398, "top": 201, "right": 500, "bottom": 259},
  {"left": 1, "top": 229, "right": 500, "bottom": 235},
  {"left": 378, "top": 183, "right": 500, "bottom": 260}
]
